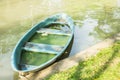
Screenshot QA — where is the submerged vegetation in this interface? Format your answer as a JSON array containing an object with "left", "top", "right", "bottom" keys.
[
  {"left": 90, "top": 7, "right": 120, "bottom": 39},
  {"left": 0, "top": 0, "right": 120, "bottom": 80},
  {"left": 0, "top": 0, "right": 119, "bottom": 54},
  {"left": 21, "top": 51, "right": 56, "bottom": 66},
  {"left": 45, "top": 41, "right": 120, "bottom": 80},
  {"left": 30, "top": 33, "right": 69, "bottom": 46}
]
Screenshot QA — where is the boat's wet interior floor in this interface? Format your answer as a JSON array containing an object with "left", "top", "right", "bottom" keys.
[{"left": 20, "top": 24, "right": 71, "bottom": 70}]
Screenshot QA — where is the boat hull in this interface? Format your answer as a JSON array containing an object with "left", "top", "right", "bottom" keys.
[{"left": 11, "top": 13, "right": 74, "bottom": 72}]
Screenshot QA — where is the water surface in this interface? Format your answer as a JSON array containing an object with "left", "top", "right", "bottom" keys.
[{"left": 0, "top": 0, "right": 120, "bottom": 80}]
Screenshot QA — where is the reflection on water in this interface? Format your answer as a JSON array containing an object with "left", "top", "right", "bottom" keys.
[
  {"left": 70, "top": 17, "right": 100, "bottom": 56},
  {"left": 0, "top": 0, "right": 120, "bottom": 80}
]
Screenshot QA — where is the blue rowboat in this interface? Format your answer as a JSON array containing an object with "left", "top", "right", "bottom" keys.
[{"left": 11, "top": 13, "right": 74, "bottom": 72}]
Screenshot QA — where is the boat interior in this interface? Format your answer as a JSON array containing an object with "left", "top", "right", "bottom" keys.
[{"left": 19, "top": 23, "right": 72, "bottom": 70}]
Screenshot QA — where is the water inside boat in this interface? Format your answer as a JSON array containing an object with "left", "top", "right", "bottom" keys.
[
  {"left": 30, "top": 34, "right": 70, "bottom": 46},
  {"left": 21, "top": 51, "right": 56, "bottom": 66},
  {"left": 20, "top": 24, "right": 71, "bottom": 70}
]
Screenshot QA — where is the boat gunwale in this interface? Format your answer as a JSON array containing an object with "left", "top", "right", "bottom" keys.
[{"left": 11, "top": 13, "right": 74, "bottom": 72}]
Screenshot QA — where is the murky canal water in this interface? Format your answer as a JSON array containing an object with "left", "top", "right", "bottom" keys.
[
  {"left": 70, "top": 17, "right": 100, "bottom": 56},
  {"left": 0, "top": 0, "right": 120, "bottom": 80}
]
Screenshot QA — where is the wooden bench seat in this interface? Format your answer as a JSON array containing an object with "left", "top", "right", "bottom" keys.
[
  {"left": 37, "top": 28, "right": 71, "bottom": 36},
  {"left": 23, "top": 42, "right": 64, "bottom": 54}
]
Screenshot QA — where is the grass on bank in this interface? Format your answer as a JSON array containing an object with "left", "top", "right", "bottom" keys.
[{"left": 45, "top": 41, "right": 120, "bottom": 80}]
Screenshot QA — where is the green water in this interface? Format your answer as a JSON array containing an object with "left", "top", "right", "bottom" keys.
[
  {"left": 30, "top": 33, "right": 70, "bottom": 46},
  {"left": 0, "top": 0, "right": 120, "bottom": 80},
  {"left": 21, "top": 51, "right": 56, "bottom": 66},
  {"left": 21, "top": 32, "right": 70, "bottom": 66},
  {"left": 21, "top": 24, "right": 70, "bottom": 66}
]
